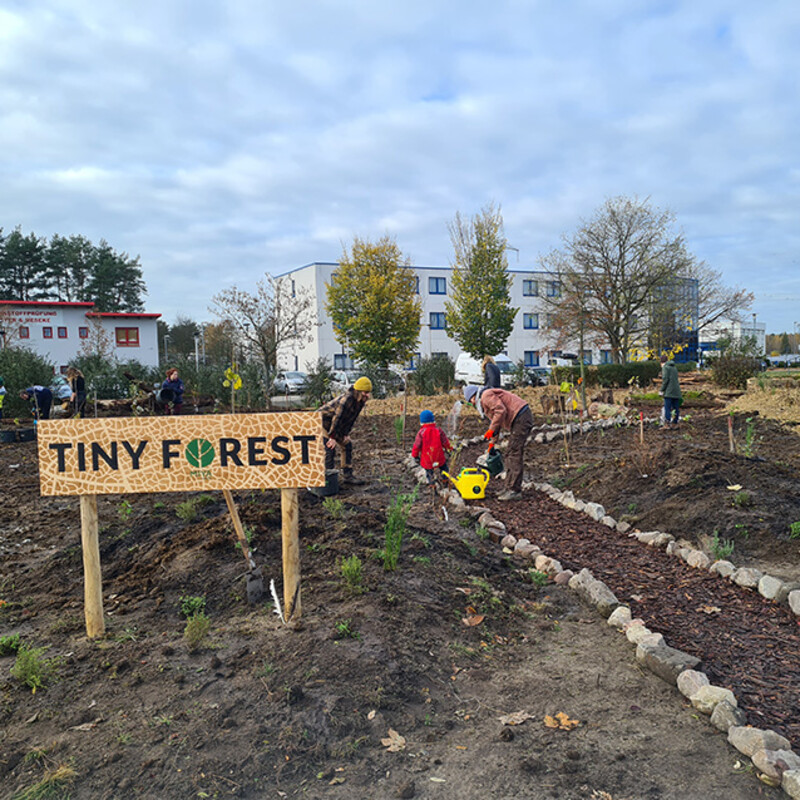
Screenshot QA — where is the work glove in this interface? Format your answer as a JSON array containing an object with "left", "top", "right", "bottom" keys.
[{"left": 483, "top": 429, "right": 495, "bottom": 441}]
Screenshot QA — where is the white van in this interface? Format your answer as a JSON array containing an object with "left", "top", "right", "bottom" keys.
[{"left": 454, "top": 353, "right": 516, "bottom": 388}]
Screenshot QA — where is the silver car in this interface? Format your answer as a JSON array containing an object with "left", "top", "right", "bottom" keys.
[{"left": 272, "top": 371, "right": 308, "bottom": 395}]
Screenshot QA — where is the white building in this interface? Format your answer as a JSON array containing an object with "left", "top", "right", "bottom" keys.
[
  {"left": 277, "top": 262, "right": 606, "bottom": 371},
  {"left": 699, "top": 318, "right": 766, "bottom": 358},
  {"left": 0, "top": 300, "right": 161, "bottom": 371}
]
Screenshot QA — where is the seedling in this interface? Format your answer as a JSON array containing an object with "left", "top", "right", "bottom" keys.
[
  {"left": 322, "top": 497, "right": 345, "bottom": 520},
  {"left": 184, "top": 612, "right": 211, "bottom": 651},
  {"left": 475, "top": 525, "right": 489, "bottom": 541},
  {"left": 731, "top": 490, "right": 753, "bottom": 508},
  {"left": 382, "top": 486, "right": 417, "bottom": 571},
  {"left": 789, "top": 521, "right": 800, "bottom": 540},
  {"left": 334, "top": 619, "right": 361, "bottom": 640},
  {"left": 711, "top": 532, "right": 735, "bottom": 560},
  {"left": 175, "top": 498, "right": 200, "bottom": 521},
  {"left": 11, "top": 644, "right": 61, "bottom": 693},
  {"left": 340, "top": 555, "right": 364, "bottom": 594},
  {"left": 179, "top": 594, "right": 206, "bottom": 618},
  {"left": 0, "top": 632, "right": 21, "bottom": 655},
  {"left": 234, "top": 526, "right": 254, "bottom": 552},
  {"left": 118, "top": 499, "right": 133, "bottom": 522},
  {"left": 528, "top": 569, "right": 549, "bottom": 588}
]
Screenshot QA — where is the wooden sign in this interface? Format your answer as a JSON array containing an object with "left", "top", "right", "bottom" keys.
[{"left": 36, "top": 412, "right": 325, "bottom": 496}]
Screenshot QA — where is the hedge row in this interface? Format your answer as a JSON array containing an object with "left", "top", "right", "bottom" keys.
[{"left": 552, "top": 361, "right": 662, "bottom": 389}]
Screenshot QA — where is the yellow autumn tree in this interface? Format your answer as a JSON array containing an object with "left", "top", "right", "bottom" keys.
[{"left": 325, "top": 236, "right": 421, "bottom": 369}]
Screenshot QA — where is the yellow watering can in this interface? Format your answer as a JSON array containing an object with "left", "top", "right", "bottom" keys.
[{"left": 442, "top": 467, "right": 491, "bottom": 499}]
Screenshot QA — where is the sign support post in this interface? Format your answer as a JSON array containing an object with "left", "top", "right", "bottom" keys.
[
  {"left": 281, "top": 488, "right": 301, "bottom": 622},
  {"left": 79, "top": 494, "right": 105, "bottom": 638}
]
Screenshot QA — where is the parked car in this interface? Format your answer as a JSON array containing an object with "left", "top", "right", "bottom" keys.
[
  {"left": 454, "top": 353, "right": 516, "bottom": 388},
  {"left": 525, "top": 366, "right": 553, "bottom": 386},
  {"left": 330, "top": 368, "right": 405, "bottom": 398},
  {"left": 272, "top": 371, "right": 308, "bottom": 395},
  {"left": 330, "top": 369, "right": 361, "bottom": 394}
]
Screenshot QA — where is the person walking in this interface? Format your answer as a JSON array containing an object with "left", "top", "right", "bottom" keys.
[
  {"left": 412, "top": 409, "right": 453, "bottom": 485},
  {"left": 0, "top": 376, "right": 5, "bottom": 419},
  {"left": 19, "top": 385, "right": 53, "bottom": 420},
  {"left": 162, "top": 368, "right": 185, "bottom": 415},
  {"left": 66, "top": 366, "right": 87, "bottom": 418},
  {"left": 482, "top": 355, "right": 501, "bottom": 389},
  {"left": 463, "top": 384, "right": 533, "bottom": 501},
  {"left": 320, "top": 376, "right": 372, "bottom": 484},
  {"left": 660, "top": 354, "right": 682, "bottom": 427}
]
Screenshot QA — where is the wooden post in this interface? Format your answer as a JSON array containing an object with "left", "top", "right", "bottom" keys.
[
  {"left": 639, "top": 411, "right": 644, "bottom": 444},
  {"left": 79, "top": 495, "right": 105, "bottom": 638},
  {"left": 222, "top": 489, "right": 255, "bottom": 568},
  {"left": 281, "top": 488, "right": 301, "bottom": 622},
  {"left": 728, "top": 415, "right": 736, "bottom": 454}
]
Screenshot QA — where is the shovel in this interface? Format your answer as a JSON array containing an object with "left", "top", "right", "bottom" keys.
[{"left": 222, "top": 489, "right": 264, "bottom": 603}]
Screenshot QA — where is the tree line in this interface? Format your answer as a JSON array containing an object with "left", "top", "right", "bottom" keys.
[{"left": 0, "top": 226, "right": 146, "bottom": 312}]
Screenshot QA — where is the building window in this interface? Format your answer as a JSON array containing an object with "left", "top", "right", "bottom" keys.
[
  {"left": 429, "top": 277, "right": 446, "bottom": 295},
  {"left": 429, "top": 312, "right": 446, "bottom": 330},
  {"left": 524, "top": 350, "right": 540, "bottom": 367},
  {"left": 291, "top": 279, "right": 296, "bottom": 298},
  {"left": 582, "top": 350, "right": 593, "bottom": 365},
  {"left": 79, "top": 327, "right": 89, "bottom": 339},
  {"left": 523, "top": 313, "right": 539, "bottom": 330},
  {"left": 407, "top": 352, "right": 421, "bottom": 370},
  {"left": 431, "top": 352, "right": 448, "bottom": 360},
  {"left": 42, "top": 326, "right": 53, "bottom": 338},
  {"left": 333, "top": 354, "right": 347, "bottom": 369},
  {"left": 600, "top": 350, "right": 613, "bottom": 364},
  {"left": 57, "top": 327, "right": 68, "bottom": 339},
  {"left": 546, "top": 281, "right": 561, "bottom": 297},
  {"left": 414, "top": 276, "right": 420, "bottom": 294},
  {"left": 115, "top": 327, "right": 140, "bottom": 347},
  {"left": 19, "top": 326, "right": 29, "bottom": 339},
  {"left": 522, "top": 279, "right": 538, "bottom": 297}
]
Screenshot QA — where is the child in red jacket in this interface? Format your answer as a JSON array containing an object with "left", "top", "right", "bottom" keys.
[{"left": 412, "top": 410, "right": 453, "bottom": 484}]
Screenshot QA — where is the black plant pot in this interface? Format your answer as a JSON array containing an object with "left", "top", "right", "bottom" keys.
[{"left": 17, "top": 428, "right": 36, "bottom": 442}]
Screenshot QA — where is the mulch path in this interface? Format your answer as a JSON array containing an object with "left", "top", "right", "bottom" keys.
[{"left": 496, "top": 491, "right": 800, "bottom": 748}]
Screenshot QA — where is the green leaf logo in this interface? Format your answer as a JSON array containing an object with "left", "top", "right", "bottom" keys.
[{"left": 185, "top": 438, "right": 215, "bottom": 469}]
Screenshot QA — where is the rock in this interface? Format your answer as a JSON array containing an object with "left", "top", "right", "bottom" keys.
[
  {"left": 758, "top": 575, "right": 785, "bottom": 601},
  {"left": 448, "top": 491, "right": 465, "bottom": 508},
  {"left": 516, "top": 544, "right": 540, "bottom": 558},
  {"left": 789, "top": 590, "right": 800, "bottom": 616},
  {"left": 636, "top": 640, "right": 701, "bottom": 685},
  {"left": 616, "top": 521, "right": 631, "bottom": 534},
  {"left": 784, "top": 770, "right": 800, "bottom": 799},
  {"left": 733, "top": 567, "right": 763, "bottom": 589},
  {"left": 500, "top": 534, "right": 517, "bottom": 549},
  {"left": 665, "top": 541, "right": 680, "bottom": 556},
  {"left": 649, "top": 533, "right": 674, "bottom": 547},
  {"left": 635, "top": 531, "right": 662, "bottom": 545},
  {"left": 676, "top": 669, "right": 709, "bottom": 699},
  {"left": 728, "top": 726, "right": 791, "bottom": 757},
  {"left": 709, "top": 560, "right": 736, "bottom": 578},
  {"left": 601, "top": 516, "right": 616, "bottom": 528},
  {"left": 607, "top": 605, "right": 632, "bottom": 629},
  {"left": 710, "top": 700, "right": 747, "bottom": 732},
  {"left": 776, "top": 581, "right": 800, "bottom": 605},
  {"left": 554, "top": 570, "right": 573, "bottom": 585},
  {"left": 625, "top": 622, "right": 653, "bottom": 644},
  {"left": 752, "top": 749, "right": 800, "bottom": 780},
  {"left": 534, "top": 433, "right": 545, "bottom": 443},
  {"left": 685, "top": 549, "right": 711, "bottom": 569},
  {"left": 690, "top": 685, "right": 736, "bottom": 714},
  {"left": 584, "top": 502, "right": 605, "bottom": 521},
  {"left": 567, "top": 567, "right": 594, "bottom": 590},
  {"left": 580, "top": 580, "right": 620, "bottom": 618},
  {"left": 514, "top": 538, "right": 531, "bottom": 550}
]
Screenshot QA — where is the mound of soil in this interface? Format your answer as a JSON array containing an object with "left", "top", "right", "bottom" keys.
[{"left": 0, "top": 406, "right": 793, "bottom": 800}]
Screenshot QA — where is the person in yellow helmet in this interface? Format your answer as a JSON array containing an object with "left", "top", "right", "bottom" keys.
[{"left": 319, "top": 376, "right": 372, "bottom": 485}]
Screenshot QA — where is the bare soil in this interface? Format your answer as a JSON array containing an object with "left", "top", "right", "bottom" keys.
[{"left": 1, "top": 390, "right": 796, "bottom": 799}]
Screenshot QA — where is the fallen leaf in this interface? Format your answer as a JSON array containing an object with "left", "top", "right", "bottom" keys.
[
  {"left": 329, "top": 776, "right": 346, "bottom": 785},
  {"left": 430, "top": 777, "right": 446, "bottom": 783},
  {"left": 727, "top": 484, "right": 742, "bottom": 491},
  {"left": 381, "top": 728, "right": 406, "bottom": 752},
  {"left": 499, "top": 710, "right": 533, "bottom": 726},
  {"left": 367, "top": 709, "right": 376, "bottom": 720},
  {"left": 502, "top": 547, "right": 513, "bottom": 554},
  {"left": 462, "top": 613, "right": 485, "bottom": 627},
  {"left": 544, "top": 711, "right": 580, "bottom": 730},
  {"left": 697, "top": 605, "right": 721, "bottom": 614}
]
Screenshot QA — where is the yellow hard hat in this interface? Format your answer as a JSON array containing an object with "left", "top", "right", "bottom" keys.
[{"left": 353, "top": 376, "right": 373, "bottom": 392}]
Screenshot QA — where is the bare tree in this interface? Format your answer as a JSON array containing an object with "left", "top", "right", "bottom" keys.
[
  {"left": 685, "top": 261, "right": 754, "bottom": 335},
  {"left": 210, "top": 274, "right": 315, "bottom": 390},
  {"left": 540, "top": 196, "right": 696, "bottom": 363}
]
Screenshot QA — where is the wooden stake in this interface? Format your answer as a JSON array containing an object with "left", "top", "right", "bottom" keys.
[
  {"left": 639, "top": 411, "right": 644, "bottom": 444},
  {"left": 728, "top": 415, "right": 736, "bottom": 454},
  {"left": 79, "top": 495, "right": 105, "bottom": 638},
  {"left": 281, "top": 488, "right": 301, "bottom": 622},
  {"left": 222, "top": 489, "right": 255, "bottom": 568}
]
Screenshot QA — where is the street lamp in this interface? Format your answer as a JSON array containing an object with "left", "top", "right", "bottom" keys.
[
  {"left": 193, "top": 331, "right": 200, "bottom": 370},
  {"left": 163, "top": 334, "right": 170, "bottom": 366}
]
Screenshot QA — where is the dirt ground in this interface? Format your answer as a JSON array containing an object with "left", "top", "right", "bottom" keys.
[{"left": 1, "top": 378, "right": 797, "bottom": 800}]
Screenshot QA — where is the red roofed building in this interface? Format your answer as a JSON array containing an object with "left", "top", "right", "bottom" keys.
[{"left": 0, "top": 301, "right": 161, "bottom": 371}]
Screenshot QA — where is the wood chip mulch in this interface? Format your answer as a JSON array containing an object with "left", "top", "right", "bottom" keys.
[{"left": 498, "top": 492, "right": 800, "bottom": 748}]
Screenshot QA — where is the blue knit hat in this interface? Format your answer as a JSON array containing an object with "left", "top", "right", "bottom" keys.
[
  {"left": 463, "top": 385, "right": 479, "bottom": 403},
  {"left": 419, "top": 409, "right": 434, "bottom": 424}
]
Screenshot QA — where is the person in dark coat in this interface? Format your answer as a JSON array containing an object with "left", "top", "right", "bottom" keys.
[
  {"left": 162, "top": 368, "right": 185, "bottom": 415},
  {"left": 66, "top": 366, "right": 86, "bottom": 418},
  {"left": 660, "top": 354, "right": 682, "bottom": 427},
  {"left": 319, "top": 376, "right": 372, "bottom": 484},
  {"left": 482, "top": 355, "right": 501, "bottom": 389},
  {"left": 20, "top": 385, "right": 53, "bottom": 419}
]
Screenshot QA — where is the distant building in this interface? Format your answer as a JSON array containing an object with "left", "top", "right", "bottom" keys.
[
  {"left": 699, "top": 318, "right": 765, "bottom": 358},
  {"left": 0, "top": 300, "right": 161, "bottom": 371}
]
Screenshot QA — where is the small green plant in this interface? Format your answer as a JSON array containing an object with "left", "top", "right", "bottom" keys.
[
  {"left": 789, "top": 521, "right": 800, "bottom": 540},
  {"left": 741, "top": 417, "right": 760, "bottom": 458},
  {"left": 382, "top": 486, "right": 418, "bottom": 571},
  {"left": 413, "top": 555, "right": 431, "bottom": 565},
  {"left": 731, "top": 490, "right": 753, "bottom": 508},
  {"left": 459, "top": 518, "right": 472, "bottom": 528},
  {"left": 257, "top": 660, "right": 276, "bottom": 679},
  {"left": 475, "top": 525, "right": 489, "bottom": 541},
  {"left": 153, "top": 501, "right": 166, "bottom": 512},
  {"left": 118, "top": 499, "right": 133, "bottom": 522},
  {"left": 734, "top": 523, "right": 750, "bottom": 539},
  {"left": 184, "top": 612, "right": 211, "bottom": 651},
  {"left": 394, "top": 415, "right": 404, "bottom": 446},
  {"left": 528, "top": 569, "right": 549, "bottom": 588},
  {"left": 410, "top": 531, "right": 430, "bottom": 548},
  {"left": 334, "top": 619, "right": 361, "bottom": 640},
  {"left": 340, "top": 555, "right": 364, "bottom": 594},
  {"left": 175, "top": 498, "right": 200, "bottom": 522},
  {"left": 11, "top": 645, "right": 60, "bottom": 693},
  {"left": 13, "top": 762, "right": 77, "bottom": 800},
  {"left": 322, "top": 497, "right": 345, "bottom": 520},
  {"left": 711, "top": 531, "right": 735, "bottom": 560},
  {"left": 179, "top": 594, "right": 206, "bottom": 618},
  {"left": 234, "top": 525, "right": 254, "bottom": 551},
  {"left": 0, "top": 632, "right": 22, "bottom": 655}
]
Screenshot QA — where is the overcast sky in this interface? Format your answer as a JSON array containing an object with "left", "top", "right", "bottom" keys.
[{"left": 2, "top": 0, "right": 799, "bottom": 334}]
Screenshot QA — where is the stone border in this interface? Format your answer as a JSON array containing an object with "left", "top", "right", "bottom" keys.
[{"left": 404, "top": 420, "right": 800, "bottom": 797}]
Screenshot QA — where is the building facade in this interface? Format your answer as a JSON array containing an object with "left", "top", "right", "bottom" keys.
[
  {"left": 277, "top": 262, "right": 700, "bottom": 371},
  {"left": 0, "top": 300, "right": 161, "bottom": 371}
]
